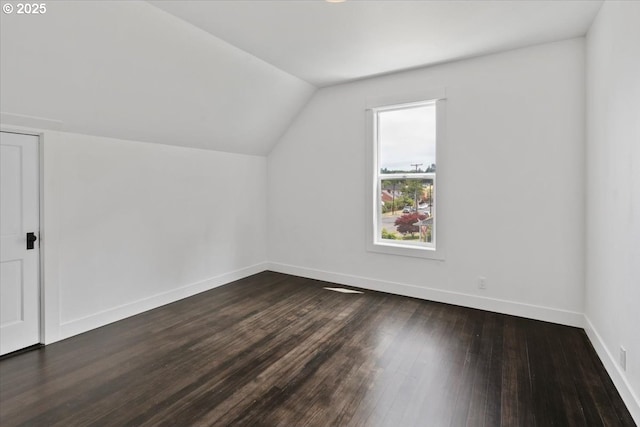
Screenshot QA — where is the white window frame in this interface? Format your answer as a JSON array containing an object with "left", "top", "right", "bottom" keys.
[{"left": 365, "top": 89, "right": 446, "bottom": 260}]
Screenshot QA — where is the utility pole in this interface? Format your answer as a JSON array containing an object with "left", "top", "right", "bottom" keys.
[
  {"left": 391, "top": 181, "right": 396, "bottom": 215},
  {"left": 410, "top": 163, "right": 423, "bottom": 212}
]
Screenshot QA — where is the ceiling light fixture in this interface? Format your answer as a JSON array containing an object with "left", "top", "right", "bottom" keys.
[{"left": 325, "top": 0, "right": 347, "bottom": 3}]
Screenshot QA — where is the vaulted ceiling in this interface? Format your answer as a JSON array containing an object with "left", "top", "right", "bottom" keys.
[
  {"left": 0, "top": 1, "right": 314, "bottom": 155},
  {"left": 0, "top": 1, "right": 602, "bottom": 155},
  {"left": 150, "top": 0, "right": 603, "bottom": 87}
]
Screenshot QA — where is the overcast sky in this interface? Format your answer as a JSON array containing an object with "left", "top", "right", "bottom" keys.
[{"left": 379, "top": 104, "right": 436, "bottom": 171}]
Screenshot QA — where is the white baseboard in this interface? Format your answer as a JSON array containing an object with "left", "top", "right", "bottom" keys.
[
  {"left": 57, "top": 262, "right": 268, "bottom": 341},
  {"left": 583, "top": 316, "right": 640, "bottom": 424},
  {"left": 267, "top": 262, "right": 584, "bottom": 327}
]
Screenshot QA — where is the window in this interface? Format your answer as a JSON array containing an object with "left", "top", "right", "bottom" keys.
[{"left": 366, "top": 92, "right": 445, "bottom": 259}]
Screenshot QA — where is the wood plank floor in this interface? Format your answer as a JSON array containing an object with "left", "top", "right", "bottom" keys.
[{"left": 0, "top": 271, "right": 635, "bottom": 426}]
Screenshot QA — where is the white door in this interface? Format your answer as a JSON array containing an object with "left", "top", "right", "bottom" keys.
[{"left": 0, "top": 131, "right": 40, "bottom": 355}]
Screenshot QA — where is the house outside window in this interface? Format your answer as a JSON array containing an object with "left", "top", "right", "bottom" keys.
[{"left": 366, "top": 91, "right": 446, "bottom": 259}]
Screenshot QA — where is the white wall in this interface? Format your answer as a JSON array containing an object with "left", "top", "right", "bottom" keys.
[
  {"left": 585, "top": 1, "right": 640, "bottom": 420},
  {"left": 268, "top": 39, "right": 585, "bottom": 325},
  {"left": 37, "top": 130, "right": 267, "bottom": 342}
]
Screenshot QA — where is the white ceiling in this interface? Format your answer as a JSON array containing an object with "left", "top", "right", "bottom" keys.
[
  {"left": 0, "top": 1, "right": 314, "bottom": 155},
  {"left": 1, "top": 1, "right": 603, "bottom": 155},
  {"left": 149, "top": 0, "right": 603, "bottom": 87}
]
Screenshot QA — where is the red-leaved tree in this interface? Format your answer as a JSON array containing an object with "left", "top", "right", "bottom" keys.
[{"left": 394, "top": 213, "right": 427, "bottom": 236}]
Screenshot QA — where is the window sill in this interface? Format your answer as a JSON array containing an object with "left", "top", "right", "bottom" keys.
[{"left": 367, "top": 241, "right": 445, "bottom": 260}]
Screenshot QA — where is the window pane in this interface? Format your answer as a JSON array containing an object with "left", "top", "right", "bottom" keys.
[
  {"left": 379, "top": 178, "right": 434, "bottom": 245},
  {"left": 378, "top": 104, "right": 436, "bottom": 174}
]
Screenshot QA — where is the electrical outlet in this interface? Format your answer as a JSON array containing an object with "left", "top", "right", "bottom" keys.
[
  {"left": 478, "top": 276, "right": 487, "bottom": 290},
  {"left": 620, "top": 346, "right": 627, "bottom": 371}
]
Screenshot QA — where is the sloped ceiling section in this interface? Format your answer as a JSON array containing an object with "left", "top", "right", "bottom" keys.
[
  {"left": 149, "top": 0, "right": 603, "bottom": 87},
  {"left": 0, "top": 1, "right": 315, "bottom": 155}
]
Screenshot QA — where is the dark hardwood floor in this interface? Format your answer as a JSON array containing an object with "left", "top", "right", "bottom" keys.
[{"left": 0, "top": 271, "right": 634, "bottom": 426}]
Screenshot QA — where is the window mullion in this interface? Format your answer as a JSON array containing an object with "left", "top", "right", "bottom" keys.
[{"left": 379, "top": 173, "right": 434, "bottom": 180}]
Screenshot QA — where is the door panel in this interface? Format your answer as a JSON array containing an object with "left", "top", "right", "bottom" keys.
[{"left": 0, "top": 132, "right": 40, "bottom": 355}]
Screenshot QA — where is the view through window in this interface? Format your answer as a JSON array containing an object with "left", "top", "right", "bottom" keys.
[{"left": 374, "top": 101, "right": 436, "bottom": 249}]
